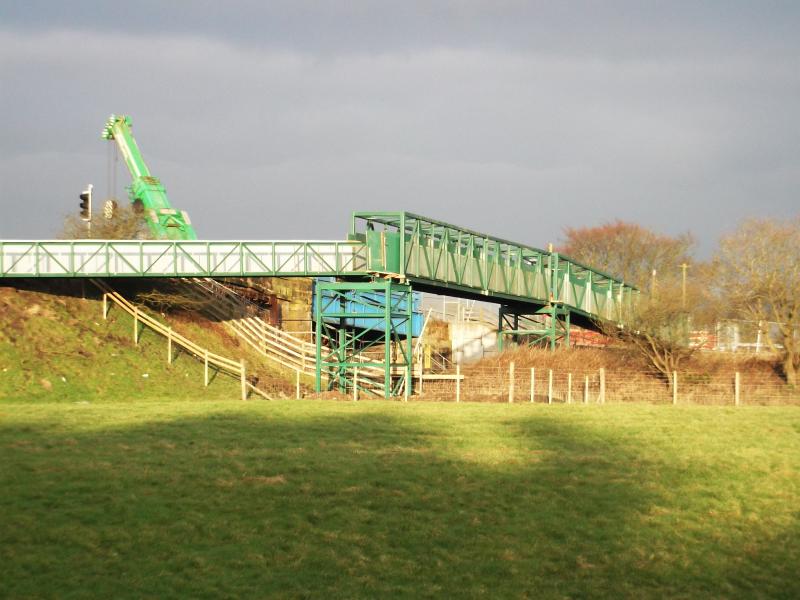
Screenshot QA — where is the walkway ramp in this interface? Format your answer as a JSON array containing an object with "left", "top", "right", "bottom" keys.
[
  {"left": 1, "top": 211, "right": 638, "bottom": 397},
  {"left": 349, "top": 212, "right": 636, "bottom": 327},
  {"left": 1, "top": 212, "right": 635, "bottom": 327}
]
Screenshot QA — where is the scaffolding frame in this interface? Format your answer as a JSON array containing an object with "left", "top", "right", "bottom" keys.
[{"left": 314, "top": 280, "right": 414, "bottom": 398}]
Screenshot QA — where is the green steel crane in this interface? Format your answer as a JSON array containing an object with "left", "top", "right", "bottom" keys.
[{"left": 101, "top": 115, "right": 197, "bottom": 240}]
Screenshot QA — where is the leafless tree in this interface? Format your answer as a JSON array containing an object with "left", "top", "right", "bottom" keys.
[
  {"left": 60, "top": 203, "right": 209, "bottom": 312},
  {"left": 134, "top": 287, "right": 213, "bottom": 314},
  {"left": 565, "top": 221, "right": 717, "bottom": 383},
  {"left": 714, "top": 217, "right": 800, "bottom": 385},
  {"left": 599, "top": 280, "right": 712, "bottom": 383},
  {"left": 561, "top": 220, "right": 694, "bottom": 289},
  {"left": 60, "top": 203, "right": 151, "bottom": 240}
]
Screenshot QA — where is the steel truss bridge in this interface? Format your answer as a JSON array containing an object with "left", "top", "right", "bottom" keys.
[{"left": 0, "top": 211, "right": 636, "bottom": 397}]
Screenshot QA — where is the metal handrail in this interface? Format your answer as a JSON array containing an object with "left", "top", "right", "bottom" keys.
[{"left": 89, "top": 279, "right": 271, "bottom": 399}]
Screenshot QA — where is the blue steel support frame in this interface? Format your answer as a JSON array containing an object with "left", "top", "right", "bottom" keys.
[{"left": 314, "top": 280, "right": 413, "bottom": 399}]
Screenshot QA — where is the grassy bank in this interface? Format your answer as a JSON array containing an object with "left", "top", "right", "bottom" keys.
[
  {"left": 2, "top": 400, "right": 798, "bottom": 598},
  {"left": 0, "top": 281, "right": 298, "bottom": 403}
]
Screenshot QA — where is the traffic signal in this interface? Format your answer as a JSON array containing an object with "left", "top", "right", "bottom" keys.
[{"left": 79, "top": 184, "right": 93, "bottom": 221}]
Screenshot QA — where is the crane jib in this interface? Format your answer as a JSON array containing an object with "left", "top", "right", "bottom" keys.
[{"left": 103, "top": 114, "right": 197, "bottom": 240}]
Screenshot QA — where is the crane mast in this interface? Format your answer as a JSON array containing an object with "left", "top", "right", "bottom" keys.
[{"left": 101, "top": 115, "right": 197, "bottom": 240}]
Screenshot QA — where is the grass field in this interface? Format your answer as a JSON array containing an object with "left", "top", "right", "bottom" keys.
[{"left": 1, "top": 400, "right": 799, "bottom": 599}]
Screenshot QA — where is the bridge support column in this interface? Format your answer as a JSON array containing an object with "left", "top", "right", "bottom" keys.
[
  {"left": 497, "top": 303, "right": 571, "bottom": 351},
  {"left": 314, "top": 279, "right": 414, "bottom": 399}
]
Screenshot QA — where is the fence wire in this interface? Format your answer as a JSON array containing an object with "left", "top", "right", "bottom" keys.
[{"left": 415, "top": 366, "right": 800, "bottom": 406}]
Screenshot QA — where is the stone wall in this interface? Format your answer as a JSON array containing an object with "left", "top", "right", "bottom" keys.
[{"left": 220, "top": 277, "right": 314, "bottom": 339}]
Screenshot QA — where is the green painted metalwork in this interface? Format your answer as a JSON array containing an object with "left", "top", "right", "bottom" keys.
[
  {"left": 0, "top": 240, "right": 368, "bottom": 278},
  {"left": 497, "top": 305, "right": 571, "bottom": 351},
  {"left": 2, "top": 210, "right": 638, "bottom": 397},
  {"left": 2, "top": 212, "right": 634, "bottom": 320},
  {"left": 102, "top": 115, "right": 197, "bottom": 240},
  {"left": 314, "top": 281, "right": 413, "bottom": 398},
  {"left": 350, "top": 211, "right": 636, "bottom": 322}
]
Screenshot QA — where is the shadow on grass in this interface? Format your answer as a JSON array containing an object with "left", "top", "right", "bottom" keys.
[{"left": 1, "top": 408, "right": 797, "bottom": 598}]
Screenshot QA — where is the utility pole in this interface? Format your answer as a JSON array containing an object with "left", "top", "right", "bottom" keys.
[{"left": 681, "top": 262, "right": 689, "bottom": 308}]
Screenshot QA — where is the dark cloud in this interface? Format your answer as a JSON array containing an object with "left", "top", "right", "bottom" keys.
[
  {"left": 1, "top": 3, "right": 799, "bottom": 255},
  {"left": 3, "top": 1, "right": 800, "bottom": 57}
]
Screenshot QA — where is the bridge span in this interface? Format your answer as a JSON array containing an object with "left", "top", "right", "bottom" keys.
[{"left": 0, "top": 211, "right": 636, "bottom": 396}]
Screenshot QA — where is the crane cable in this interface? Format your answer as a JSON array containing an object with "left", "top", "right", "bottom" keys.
[{"left": 105, "top": 140, "right": 120, "bottom": 214}]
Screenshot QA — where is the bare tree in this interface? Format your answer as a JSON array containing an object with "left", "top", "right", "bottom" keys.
[
  {"left": 134, "top": 287, "right": 212, "bottom": 313},
  {"left": 60, "top": 203, "right": 208, "bottom": 312},
  {"left": 561, "top": 220, "right": 694, "bottom": 289},
  {"left": 565, "top": 221, "right": 716, "bottom": 382},
  {"left": 60, "top": 203, "right": 151, "bottom": 240},
  {"left": 714, "top": 218, "right": 800, "bottom": 385},
  {"left": 600, "top": 280, "right": 712, "bottom": 382}
]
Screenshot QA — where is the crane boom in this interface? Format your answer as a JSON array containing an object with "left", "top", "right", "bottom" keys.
[{"left": 101, "top": 115, "right": 197, "bottom": 240}]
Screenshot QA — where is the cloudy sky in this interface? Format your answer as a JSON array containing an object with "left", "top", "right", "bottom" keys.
[{"left": 1, "top": 1, "right": 798, "bottom": 254}]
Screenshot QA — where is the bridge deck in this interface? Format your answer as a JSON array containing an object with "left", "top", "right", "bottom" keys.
[
  {"left": 0, "top": 211, "right": 637, "bottom": 324},
  {"left": 0, "top": 240, "right": 368, "bottom": 278},
  {"left": 350, "top": 211, "right": 637, "bottom": 322}
]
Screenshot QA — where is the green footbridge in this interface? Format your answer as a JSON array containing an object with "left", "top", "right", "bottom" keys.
[{"left": 0, "top": 211, "right": 636, "bottom": 397}]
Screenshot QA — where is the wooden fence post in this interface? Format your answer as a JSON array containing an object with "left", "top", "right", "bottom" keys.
[
  {"left": 530, "top": 367, "right": 535, "bottom": 403},
  {"left": 672, "top": 371, "right": 678, "bottom": 405},
  {"left": 456, "top": 364, "right": 461, "bottom": 403},
  {"left": 296, "top": 369, "right": 301, "bottom": 400},
  {"left": 567, "top": 373, "right": 572, "bottom": 404},
  {"left": 167, "top": 328, "right": 172, "bottom": 364},
  {"left": 204, "top": 351, "right": 209, "bottom": 387},
  {"left": 548, "top": 369, "right": 553, "bottom": 405},
  {"left": 404, "top": 366, "right": 410, "bottom": 402},
  {"left": 240, "top": 359, "right": 247, "bottom": 401},
  {"left": 599, "top": 368, "right": 606, "bottom": 404},
  {"left": 133, "top": 307, "right": 139, "bottom": 345},
  {"left": 508, "top": 361, "right": 515, "bottom": 403},
  {"left": 102, "top": 293, "right": 108, "bottom": 320},
  {"left": 584, "top": 375, "right": 589, "bottom": 405},
  {"left": 735, "top": 371, "right": 741, "bottom": 407},
  {"left": 417, "top": 356, "right": 423, "bottom": 395},
  {"left": 353, "top": 368, "right": 359, "bottom": 402}
]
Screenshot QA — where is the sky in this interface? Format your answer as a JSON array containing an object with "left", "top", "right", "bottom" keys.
[{"left": 1, "top": 1, "right": 798, "bottom": 255}]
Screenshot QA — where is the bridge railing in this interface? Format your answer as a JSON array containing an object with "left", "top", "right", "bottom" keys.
[
  {"left": 350, "top": 211, "right": 637, "bottom": 322},
  {"left": 0, "top": 240, "right": 369, "bottom": 278}
]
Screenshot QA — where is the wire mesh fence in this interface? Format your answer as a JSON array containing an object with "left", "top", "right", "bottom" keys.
[{"left": 415, "top": 363, "right": 800, "bottom": 405}]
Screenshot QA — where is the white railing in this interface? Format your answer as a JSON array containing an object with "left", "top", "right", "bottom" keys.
[
  {"left": 0, "top": 240, "right": 368, "bottom": 278},
  {"left": 183, "top": 278, "right": 390, "bottom": 394}
]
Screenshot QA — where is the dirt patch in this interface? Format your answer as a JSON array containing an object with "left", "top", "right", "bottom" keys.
[{"left": 242, "top": 474, "right": 286, "bottom": 485}]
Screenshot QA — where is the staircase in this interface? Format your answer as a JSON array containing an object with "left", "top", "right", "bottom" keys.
[{"left": 178, "top": 278, "right": 390, "bottom": 396}]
